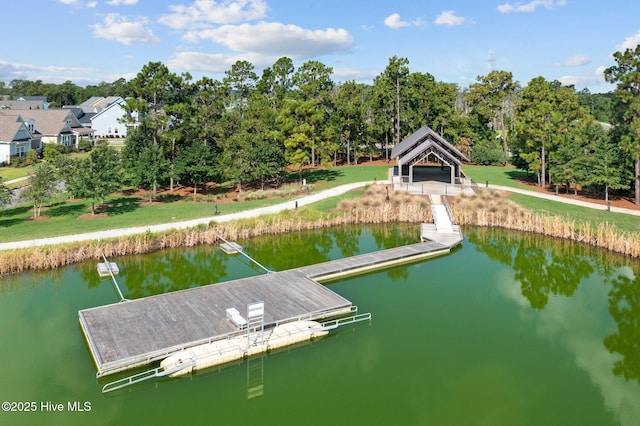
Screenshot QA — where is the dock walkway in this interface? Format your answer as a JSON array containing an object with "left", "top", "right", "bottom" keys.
[{"left": 79, "top": 238, "right": 457, "bottom": 377}]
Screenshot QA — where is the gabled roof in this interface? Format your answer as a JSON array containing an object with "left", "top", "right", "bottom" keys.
[
  {"left": 0, "top": 115, "right": 31, "bottom": 142},
  {"left": 78, "top": 96, "right": 124, "bottom": 113},
  {"left": 0, "top": 109, "right": 82, "bottom": 136},
  {"left": 391, "top": 126, "right": 470, "bottom": 165},
  {"left": 90, "top": 100, "right": 125, "bottom": 121},
  {"left": 13, "top": 96, "right": 47, "bottom": 102}
]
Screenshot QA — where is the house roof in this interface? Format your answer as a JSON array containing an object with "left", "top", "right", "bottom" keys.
[
  {"left": 0, "top": 100, "right": 46, "bottom": 110},
  {"left": 13, "top": 96, "right": 47, "bottom": 102},
  {"left": 391, "top": 126, "right": 470, "bottom": 166},
  {"left": 78, "top": 96, "right": 123, "bottom": 113},
  {"left": 0, "top": 115, "right": 30, "bottom": 142},
  {"left": 0, "top": 109, "right": 83, "bottom": 136}
]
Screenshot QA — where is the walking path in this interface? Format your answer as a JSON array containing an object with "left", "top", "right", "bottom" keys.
[
  {"left": 0, "top": 181, "right": 638, "bottom": 251},
  {"left": 489, "top": 184, "right": 640, "bottom": 217}
]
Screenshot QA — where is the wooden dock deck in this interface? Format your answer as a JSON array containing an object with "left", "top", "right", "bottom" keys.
[{"left": 79, "top": 239, "right": 456, "bottom": 377}]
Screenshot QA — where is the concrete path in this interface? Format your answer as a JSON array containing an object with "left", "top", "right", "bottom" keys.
[
  {"left": 488, "top": 184, "right": 640, "bottom": 217},
  {"left": 1, "top": 180, "right": 638, "bottom": 251}
]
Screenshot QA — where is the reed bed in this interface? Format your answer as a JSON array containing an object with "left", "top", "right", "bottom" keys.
[
  {"left": 450, "top": 188, "right": 640, "bottom": 258},
  {"left": 0, "top": 185, "right": 432, "bottom": 276},
  {"left": 2, "top": 185, "right": 639, "bottom": 276}
]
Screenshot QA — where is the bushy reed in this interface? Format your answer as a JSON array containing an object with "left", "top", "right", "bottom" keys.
[
  {"left": 2, "top": 185, "right": 639, "bottom": 276},
  {"left": 450, "top": 188, "right": 640, "bottom": 258}
]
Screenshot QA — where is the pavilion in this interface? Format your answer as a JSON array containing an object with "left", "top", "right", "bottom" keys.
[{"left": 390, "top": 126, "right": 470, "bottom": 185}]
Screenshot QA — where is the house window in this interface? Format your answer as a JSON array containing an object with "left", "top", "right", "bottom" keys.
[
  {"left": 108, "top": 127, "right": 112, "bottom": 134},
  {"left": 66, "top": 119, "right": 72, "bottom": 126},
  {"left": 16, "top": 144, "right": 26, "bottom": 157},
  {"left": 114, "top": 128, "right": 118, "bottom": 134},
  {"left": 27, "top": 120, "right": 35, "bottom": 133}
]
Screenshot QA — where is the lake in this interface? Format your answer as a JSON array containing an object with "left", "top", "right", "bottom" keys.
[{"left": 0, "top": 224, "right": 638, "bottom": 425}]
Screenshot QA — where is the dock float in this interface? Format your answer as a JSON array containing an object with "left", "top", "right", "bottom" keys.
[{"left": 80, "top": 239, "right": 457, "bottom": 379}]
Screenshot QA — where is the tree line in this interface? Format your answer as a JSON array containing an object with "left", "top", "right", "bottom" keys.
[{"left": 2, "top": 48, "right": 640, "bottom": 205}]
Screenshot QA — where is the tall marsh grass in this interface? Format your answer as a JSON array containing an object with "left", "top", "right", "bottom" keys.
[{"left": 2, "top": 185, "right": 638, "bottom": 276}]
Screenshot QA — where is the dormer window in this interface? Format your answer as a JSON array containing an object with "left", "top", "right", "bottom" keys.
[
  {"left": 27, "top": 119, "right": 35, "bottom": 133},
  {"left": 66, "top": 119, "right": 72, "bottom": 126}
]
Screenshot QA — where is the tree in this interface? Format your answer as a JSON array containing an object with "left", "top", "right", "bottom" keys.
[
  {"left": 224, "top": 60, "right": 258, "bottom": 119},
  {"left": 123, "top": 61, "right": 184, "bottom": 194},
  {"left": 605, "top": 44, "right": 640, "bottom": 205},
  {"left": 332, "top": 81, "right": 366, "bottom": 165},
  {"left": 22, "top": 162, "right": 59, "bottom": 217},
  {"left": 85, "top": 141, "right": 123, "bottom": 214},
  {"left": 375, "top": 56, "right": 410, "bottom": 150},
  {"left": 514, "top": 77, "right": 581, "bottom": 187},
  {"left": 292, "top": 60, "right": 335, "bottom": 167},
  {"left": 582, "top": 129, "right": 627, "bottom": 203},
  {"left": 466, "top": 70, "right": 518, "bottom": 159}
]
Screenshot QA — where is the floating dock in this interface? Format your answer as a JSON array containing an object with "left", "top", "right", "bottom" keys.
[
  {"left": 80, "top": 239, "right": 456, "bottom": 378},
  {"left": 97, "top": 262, "right": 119, "bottom": 277}
]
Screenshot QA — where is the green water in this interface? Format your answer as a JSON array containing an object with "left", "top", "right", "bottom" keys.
[{"left": 1, "top": 225, "right": 639, "bottom": 426}]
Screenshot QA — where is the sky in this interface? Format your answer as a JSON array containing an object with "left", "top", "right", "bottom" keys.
[{"left": 2, "top": 0, "right": 639, "bottom": 93}]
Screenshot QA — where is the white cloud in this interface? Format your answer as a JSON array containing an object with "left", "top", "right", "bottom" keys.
[
  {"left": 383, "top": 13, "right": 423, "bottom": 30},
  {"left": 158, "top": 0, "right": 268, "bottom": 30},
  {"left": 555, "top": 54, "right": 591, "bottom": 67},
  {"left": 167, "top": 51, "right": 271, "bottom": 73},
  {"left": 497, "top": 0, "right": 567, "bottom": 13},
  {"left": 192, "top": 22, "right": 353, "bottom": 58},
  {"left": 434, "top": 10, "right": 466, "bottom": 27},
  {"left": 557, "top": 67, "right": 607, "bottom": 88},
  {"left": 384, "top": 13, "right": 409, "bottom": 29},
  {"left": 91, "top": 14, "right": 159, "bottom": 45},
  {"left": 615, "top": 30, "right": 640, "bottom": 53},
  {"left": 57, "top": 0, "right": 79, "bottom": 4},
  {"left": 107, "top": 0, "right": 139, "bottom": 5},
  {"left": 87, "top": 1, "right": 97, "bottom": 7}
]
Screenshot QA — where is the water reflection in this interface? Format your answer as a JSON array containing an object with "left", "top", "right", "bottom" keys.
[
  {"left": 604, "top": 265, "right": 640, "bottom": 384},
  {"left": 468, "top": 227, "right": 640, "bottom": 391}
]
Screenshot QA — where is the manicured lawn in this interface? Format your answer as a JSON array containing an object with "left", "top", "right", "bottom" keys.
[
  {"left": 462, "top": 165, "right": 532, "bottom": 190},
  {"left": 0, "top": 166, "right": 33, "bottom": 182},
  {"left": 0, "top": 195, "right": 296, "bottom": 243},
  {"left": 509, "top": 193, "right": 640, "bottom": 234},
  {"left": 288, "top": 164, "right": 390, "bottom": 190},
  {"left": 0, "top": 164, "right": 392, "bottom": 243}
]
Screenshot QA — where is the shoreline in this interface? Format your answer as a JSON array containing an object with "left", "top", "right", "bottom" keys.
[{"left": 1, "top": 183, "right": 639, "bottom": 276}]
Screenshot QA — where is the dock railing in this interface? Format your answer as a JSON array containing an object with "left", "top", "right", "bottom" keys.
[{"left": 93, "top": 304, "right": 358, "bottom": 378}]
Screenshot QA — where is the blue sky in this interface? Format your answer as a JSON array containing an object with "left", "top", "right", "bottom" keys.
[{"left": 2, "top": 0, "right": 639, "bottom": 92}]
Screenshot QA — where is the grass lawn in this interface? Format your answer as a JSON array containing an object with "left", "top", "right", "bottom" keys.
[
  {"left": 0, "top": 166, "right": 33, "bottom": 182},
  {"left": 0, "top": 164, "right": 392, "bottom": 243},
  {"left": 509, "top": 193, "right": 640, "bottom": 234},
  {"left": 462, "top": 165, "right": 532, "bottom": 190},
  {"left": 287, "top": 164, "right": 390, "bottom": 190}
]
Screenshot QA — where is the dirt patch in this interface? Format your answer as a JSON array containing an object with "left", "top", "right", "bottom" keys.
[
  {"left": 26, "top": 215, "right": 51, "bottom": 221},
  {"left": 77, "top": 213, "right": 108, "bottom": 220}
]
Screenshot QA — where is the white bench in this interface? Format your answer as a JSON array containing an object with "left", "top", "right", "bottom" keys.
[{"left": 225, "top": 308, "right": 247, "bottom": 329}]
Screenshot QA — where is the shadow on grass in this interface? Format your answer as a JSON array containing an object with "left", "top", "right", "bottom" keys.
[
  {"left": 0, "top": 217, "right": 26, "bottom": 228},
  {"left": 288, "top": 168, "right": 343, "bottom": 184},
  {"left": 48, "top": 202, "right": 88, "bottom": 218},
  {"left": 104, "top": 197, "right": 142, "bottom": 216},
  {"left": 0, "top": 204, "right": 31, "bottom": 218},
  {"left": 506, "top": 169, "right": 533, "bottom": 182}
]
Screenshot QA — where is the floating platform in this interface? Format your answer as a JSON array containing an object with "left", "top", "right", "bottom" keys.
[
  {"left": 220, "top": 242, "right": 243, "bottom": 254},
  {"left": 97, "top": 262, "right": 119, "bottom": 277},
  {"left": 80, "top": 239, "right": 456, "bottom": 378}
]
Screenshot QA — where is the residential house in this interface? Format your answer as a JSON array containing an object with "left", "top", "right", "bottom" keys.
[
  {"left": 68, "top": 96, "right": 132, "bottom": 138},
  {"left": 0, "top": 115, "right": 33, "bottom": 164},
  {"left": 0, "top": 95, "right": 48, "bottom": 110},
  {"left": 0, "top": 109, "right": 94, "bottom": 149}
]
